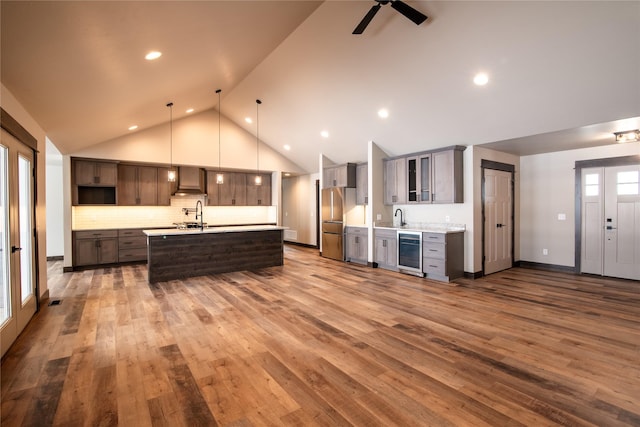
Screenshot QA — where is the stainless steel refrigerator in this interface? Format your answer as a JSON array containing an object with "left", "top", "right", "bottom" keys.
[{"left": 321, "top": 187, "right": 345, "bottom": 261}]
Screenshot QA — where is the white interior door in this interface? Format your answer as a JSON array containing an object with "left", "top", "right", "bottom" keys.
[
  {"left": 603, "top": 165, "right": 640, "bottom": 280},
  {"left": 581, "top": 164, "right": 640, "bottom": 281},
  {"left": 1, "top": 129, "right": 37, "bottom": 357},
  {"left": 484, "top": 168, "right": 513, "bottom": 275}
]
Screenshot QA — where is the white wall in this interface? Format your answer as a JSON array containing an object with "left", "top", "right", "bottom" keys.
[
  {"left": 520, "top": 142, "right": 639, "bottom": 267},
  {"left": 45, "top": 138, "right": 64, "bottom": 257},
  {"left": 1, "top": 83, "right": 49, "bottom": 298}
]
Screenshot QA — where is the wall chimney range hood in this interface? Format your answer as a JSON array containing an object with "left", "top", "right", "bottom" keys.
[{"left": 173, "top": 166, "right": 207, "bottom": 196}]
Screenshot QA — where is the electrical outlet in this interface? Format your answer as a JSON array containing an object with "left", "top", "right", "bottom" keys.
[
  {"left": 445, "top": 215, "right": 451, "bottom": 222},
  {"left": 543, "top": 248, "right": 548, "bottom": 255},
  {"left": 376, "top": 214, "right": 382, "bottom": 221}
]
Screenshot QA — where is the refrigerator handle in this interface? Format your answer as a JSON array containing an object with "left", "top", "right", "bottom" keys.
[{"left": 330, "top": 189, "right": 334, "bottom": 220}]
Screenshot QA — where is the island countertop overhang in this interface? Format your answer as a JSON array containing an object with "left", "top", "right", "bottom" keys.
[{"left": 143, "top": 224, "right": 286, "bottom": 237}]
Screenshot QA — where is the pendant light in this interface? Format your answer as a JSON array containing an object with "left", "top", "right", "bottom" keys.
[
  {"left": 215, "top": 89, "right": 224, "bottom": 184},
  {"left": 166, "top": 102, "right": 177, "bottom": 182},
  {"left": 255, "top": 99, "right": 262, "bottom": 186}
]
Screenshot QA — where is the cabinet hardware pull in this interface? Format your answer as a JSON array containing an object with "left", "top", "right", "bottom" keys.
[{"left": 11, "top": 246, "right": 22, "bottom": 253}]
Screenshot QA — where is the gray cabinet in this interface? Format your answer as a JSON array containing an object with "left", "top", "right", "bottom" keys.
[
  {"left": 422, "top": 231, "right": 464, "bottom": 282},
  {"left": 374, "top": 228, "right": 397, "bottom": 271},
  {"left": 356, "top": 163, "right": 368, "bottom": 205},
  {"left": 383, "top": 158, "right": 407, "bottom": 205},
  {"left": 323, "top": 163, "right": 356, "bottom": 188},
  {"left": 432, "top": 148, "right": 464, "bottom": 203},
  {"left": 407, "top": 154, "right": 431, "bottom": 203},
  {"left": 384, "top": 146, "right": 464, "bottom": 205},
  {"left": 73, "top": 229, "right": 118, "bottom": 266},
  {"left": 345, "top": 226, "right": 368, "bottom": 265}
]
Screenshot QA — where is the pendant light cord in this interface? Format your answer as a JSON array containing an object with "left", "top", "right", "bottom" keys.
[
  {"left": 216, "top": 89, "right": 222, "bottom": 172},
  {"left": 167, "top": 102, "right": 173, "bottom": 170},
  {"left": 256, "top": 99, "right": 262, "bottom": 173}
]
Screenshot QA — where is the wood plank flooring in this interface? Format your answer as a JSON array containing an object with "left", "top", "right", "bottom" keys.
[{"left": 2, "top": 245, "right": 639, "bottom": 426}]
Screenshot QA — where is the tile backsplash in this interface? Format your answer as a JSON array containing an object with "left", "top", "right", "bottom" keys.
[{"left": 72, "top": 195, "right": 277, "bottom": 230}]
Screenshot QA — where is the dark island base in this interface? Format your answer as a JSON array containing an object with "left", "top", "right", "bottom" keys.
[{"left": 147, "top": 229, "right": 283, "bottom": 283}]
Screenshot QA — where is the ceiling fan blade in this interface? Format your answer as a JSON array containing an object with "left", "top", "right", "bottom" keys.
[
  {"left": 390, "top": 0, "right": 428, "bottom": 26},
  {"left": 353, "top": 4, "right": 382, "bottom": 34}
]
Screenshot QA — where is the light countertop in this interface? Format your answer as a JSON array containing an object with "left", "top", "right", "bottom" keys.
[
  {"left": 143, "top": 224, "right": 285, "bottom": 237},
  {"left": 373, "top": 222, "right": 466, "bottom": 234}
]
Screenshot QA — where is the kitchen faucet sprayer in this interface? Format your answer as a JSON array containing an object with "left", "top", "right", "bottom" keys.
[
  {"left": 195, "top": 200, "right": 204, "bottom": 230},
  {"left": 394, "top": 208, "right": 406, "bottom": 227}
]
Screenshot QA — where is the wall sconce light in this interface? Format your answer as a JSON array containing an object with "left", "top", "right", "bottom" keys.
[
  {"left": 614, "top": 129, "right": 639, "bottom": 143},
  {"left": 166, "top": 102, "right": 177, "bottom": 182},
  {"left": 215, "top": 89, "right": 224, "bottom": 185},
  {"left": 255, "top": 99, "right": 262, "bottom": 186}
]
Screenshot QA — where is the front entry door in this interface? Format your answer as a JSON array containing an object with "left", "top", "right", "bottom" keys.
[
  {"left": 484, "top": 168, "right": 513, "bottom": 275},
  {"left": 582, "top": 165, "right": 640, "bottom": 280},
  {"left": 1, "top": 129, "right": 37, "bottom": 357}
]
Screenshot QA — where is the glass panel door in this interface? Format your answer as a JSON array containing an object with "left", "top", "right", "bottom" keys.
[
  {"left": 0, "top": 145, "right": 10, "bottom": 326},
  {"left": 18, "top": 154, "right": 34, "bottom": 305},
  {"left": 1, "top": 129, "right": 37, "bottom": 357}
]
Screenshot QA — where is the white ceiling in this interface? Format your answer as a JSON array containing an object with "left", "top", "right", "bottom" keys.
[{"left": 2, "top": 1, "right": 639, "bottom": 173}]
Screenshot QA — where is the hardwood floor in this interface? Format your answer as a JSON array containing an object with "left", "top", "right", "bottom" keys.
[{"left": 2, "top": 245, "right": 639, "bottom": 426}]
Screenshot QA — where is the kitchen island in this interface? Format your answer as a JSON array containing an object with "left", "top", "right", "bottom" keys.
[{"left": 143, "top": 225, "right": 285, "bottom": 283}]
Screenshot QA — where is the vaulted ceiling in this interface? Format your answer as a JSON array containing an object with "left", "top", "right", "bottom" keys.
[{"left": 2, "top": 1, "right": 639, "bottom": 173}]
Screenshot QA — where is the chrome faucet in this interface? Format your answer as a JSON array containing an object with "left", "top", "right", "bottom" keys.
[
  {"left": 195, "top": 200, "right": 204, "bottom": 230},
  {"left": 394, "top": 208, "right": 406, "bottom": 227}
]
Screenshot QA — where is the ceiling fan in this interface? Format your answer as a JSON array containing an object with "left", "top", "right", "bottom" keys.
[{"left": 353, "top": 0, "right": 428, "bottom": 35}]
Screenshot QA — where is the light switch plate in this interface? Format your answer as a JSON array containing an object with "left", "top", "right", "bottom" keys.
[{"left": 558, "top": 213, "right": 566, "bottom": 220}]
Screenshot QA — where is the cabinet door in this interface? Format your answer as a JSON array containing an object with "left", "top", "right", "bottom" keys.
[
  {"left": 157, "top": 167, "right": 174, "bottom": 206},
  {"left": 98, "top": 238, "right": 118, "bottom": 264},
  {"left": 96, "top": 162, "right": 117, "bottom": 186},
  {"left": 74, "top": 239, "right": 99, "bottom": 266},
  {"left": 323, "top": 167, "right": 336, "bottom": 188},
  {"left": 374, "top": 237, "right": 387, "bottom": 264},
  {"left": 74, "top": 160, "right": 98, "bottom": 186},
  {"left": 117, "top": 165, "right": 138, "bottom": 205},
  {"left": 247, "top": 173, "right": 271, "bottom": 206},
  {"left": 383, "top": 159, "right": 396, "bottom": 205},
  {"left": 206, "top": 171, "right": 221, "bottom": 206},
  {"left": 432, "top": 149, "right": 463, "bottom": 203},
  {"left": 137, "top": 166, "right": 158, "bottom": 205},
  {"left": 219, "top": 173, "right": 247, "bottom": 206},
  {"left": 356, "top": 163, "right": 368, "bottom": 205},
  {"left": 386, "top": 236, "right": 397, "bottom": 266}
]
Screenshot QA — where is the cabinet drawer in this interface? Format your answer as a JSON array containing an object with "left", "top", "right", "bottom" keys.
[
  {"left": 118, "top": 236, "right": 147, "bottom": 249},
  {"left": 423, "top": 232, "right": 445, "bottom": 243},
  {"left": 423, "top": 242, "right": 445, "bottom": 260},
  {"left": 346, "top": 227, "right": 366, "bottom": 235},
  {"left": 118, "top": 247, "right": 147, "bottom": 262},
  {"left": 118, "top": 228, "right": 145, "bottom": 238},
  {"left": 374, "top": 228, "right": 396, "bottom": 239},
  {"left": 75, "top": 229, "right": 118, "bottom": 239},
  {"left": 423, "top": 258, "right": 446, "bottom": 275}
]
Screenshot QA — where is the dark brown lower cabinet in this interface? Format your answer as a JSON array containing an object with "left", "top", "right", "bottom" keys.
[
  {"left": 118, "top": 229, "right": 147, "bottom": 263},
  {"left": 73, "top": 230, "right": 118, "bottom": 266}
]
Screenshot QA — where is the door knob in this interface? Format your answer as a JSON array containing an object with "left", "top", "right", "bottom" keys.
[{"left": 11, "top": 246, "right": 22, "bottom": 253}]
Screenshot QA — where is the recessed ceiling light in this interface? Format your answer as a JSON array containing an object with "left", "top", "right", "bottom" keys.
[
  {"left": 320, "top": 130, "right": 330, "bottom": 138},
  {"left": 378, "top": 109, "right": 389, "bottom": 119},
  {"left": 145, "top": 51, "right": 162, "bottom": 61},
  {"left": 186, "top": 108, "right": 194, "bottom": 113},
  {"left": 284, "top": 144, "right": 291, "bottom": 151},
  {"left": 245, "top": 117, "right": 253, "bottom": 124},
  {"left": 473, "top": 72, "right": 489, "bottom": 86},
  {"left": 128, "top": 125, "right": 138, "bottom": 131}
]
